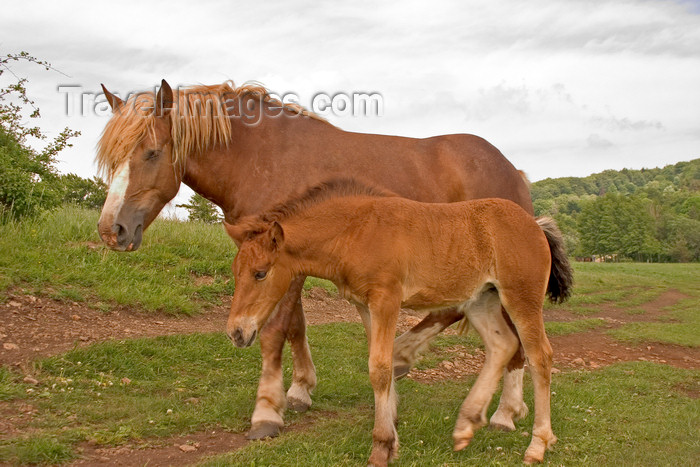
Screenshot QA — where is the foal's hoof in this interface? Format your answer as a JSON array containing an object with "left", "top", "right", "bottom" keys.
[
  {"left": 453, "top": 437, "right": 472, "bottom": 452},
  {"left": 287, "top": 396, "right": 311, "bottom": 413},
  {"left": 393, "top": 364, "right": 410, "bottom": 380},
  {"left": 489, "top": 421, "right": 515, "bottom": 432},
  {"left": 246, "top": 422, "right": 281, "bottom": 440}
]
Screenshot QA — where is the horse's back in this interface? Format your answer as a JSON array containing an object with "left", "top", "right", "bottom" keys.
[{"left": 291, "top": 123, "right": 532, "bottom": 212}]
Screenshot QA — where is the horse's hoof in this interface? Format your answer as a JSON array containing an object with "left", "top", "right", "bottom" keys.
[
  {"left": 246, "top": 422, "right": 281, "bottom": 440},
  {"left": 287, "top": 397, "right": 311, "bottom": 413},
  {"left": 393, "top": 364, "right": 410, "bottom": 380},
  {"left": 453, "top": 437, "right": 472, "bottom": 452},
  {"left": 489, "top": 421, "right": 515, "bottom": 432},
  {"left": 523, "top": 453, "right": 543, "bottom": 465}
]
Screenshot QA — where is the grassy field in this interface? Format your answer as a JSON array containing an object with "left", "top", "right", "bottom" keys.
[
  {"left": 1, "top": 207, "right": 699, "bottom": 465},
  {"left": 0, "top": 326, "right": 698, "bottom": 465}
]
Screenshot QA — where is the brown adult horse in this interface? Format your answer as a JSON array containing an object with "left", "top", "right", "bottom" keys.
[
  {"left": 224, "top": 179, "right": 572, "bottom": 466},
  {"left": 96, "top": 79, "right": 535, "bottom": 440}
]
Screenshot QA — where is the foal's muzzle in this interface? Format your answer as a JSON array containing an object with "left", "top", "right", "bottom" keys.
[{"left": 229, "top": 328, "right": 257, "bottom": 348}]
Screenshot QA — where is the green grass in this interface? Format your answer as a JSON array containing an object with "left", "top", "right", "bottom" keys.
[
  {"left": 545, "top": 318, "right": 607, "bottom": 336},
  {"left": 557, "top": 262, "right": 700, "bottom": 315},
  {"left": 0, "top": 206, "right": 237, "bottom": 314},
  {"left": 5, "top": 436, "right": 75, "bottom": 465},
  {"left": 203, "top": 362, "right": 699, "bottom": 466},
  {"left": 1, "top": 325, "right": 698, "bottom": 465},
  {"left": 0, "top": 367, "right": 23, "bottom": 401}
]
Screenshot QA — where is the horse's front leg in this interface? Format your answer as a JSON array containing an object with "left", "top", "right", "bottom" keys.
[
  {"left": 247, "top": 276, "right": 311, "bottom": 439},
  {"left": 367, "top": 294, "right": 400, "bottom": 467},
  {"left": 286, "top": 276, "right": 317, "bottom": 412}
]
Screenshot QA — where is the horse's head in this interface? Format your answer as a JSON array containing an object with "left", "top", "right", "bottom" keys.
[
  {"left": 97, "top": 80, "right": 180, "bottom": 251},
  {"left": 225, "top": 221, "right": 294, "bottom": 348}
]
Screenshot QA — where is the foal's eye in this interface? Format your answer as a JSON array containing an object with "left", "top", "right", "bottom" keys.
[
  {"left": 254, "top": 270, "right": 267, "bottom": 281},
  {"left": 144, "top": 149, "right": 161, "bottom": 161}
]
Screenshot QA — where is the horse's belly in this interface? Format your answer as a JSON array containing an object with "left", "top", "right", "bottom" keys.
[{"left": 401, "top": 285, "right": 474, "bottom": 311}]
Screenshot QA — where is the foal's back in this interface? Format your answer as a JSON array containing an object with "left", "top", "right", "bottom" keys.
[{"left": 325, "top": 196, "right": 551, "bottom": 310}]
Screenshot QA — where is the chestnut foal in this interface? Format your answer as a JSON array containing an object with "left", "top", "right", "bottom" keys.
[{"left": 225, "top": 180, "right": 572, "bottom": 466}]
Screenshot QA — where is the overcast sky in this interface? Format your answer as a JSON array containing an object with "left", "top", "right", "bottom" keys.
[{"left": 3, "top": 0, "right": 699, "bottom": 213}]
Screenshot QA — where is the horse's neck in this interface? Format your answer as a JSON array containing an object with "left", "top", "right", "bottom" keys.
[
  {"left": 181, "top": 110, "right": 337, "bottom": 223},
  {"left": 181, "top": 147, "right": 241, "bottom": 222}
]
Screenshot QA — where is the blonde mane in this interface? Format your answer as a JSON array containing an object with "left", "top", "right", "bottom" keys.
[{"left": 96, "top": 81, "right": 329, "bottom": 181}]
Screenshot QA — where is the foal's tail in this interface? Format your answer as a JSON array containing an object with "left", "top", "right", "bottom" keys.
[{"left": 536, "top": 217, "right": 574, "bottom": 304}]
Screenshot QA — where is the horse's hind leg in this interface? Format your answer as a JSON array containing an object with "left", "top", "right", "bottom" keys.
[
  {"left": 490, "top": 307, "right": 528, "bottom": 431},
  {"left": 393, "top": 307, "right": 463, "bottom": 379},
  {"left": 453, "top": 290, "right": 520, "bottom": 451},
  {"left": 286, "top": 284, "right": 317, "bottom": 412}
]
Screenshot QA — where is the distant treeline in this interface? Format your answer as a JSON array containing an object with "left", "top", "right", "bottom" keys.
[{"left": 531, "top": 159, "right": 700, "bottom": 262}]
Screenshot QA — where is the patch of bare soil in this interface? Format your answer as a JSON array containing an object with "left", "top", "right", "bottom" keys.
[
  {"left": 0, "top": 292, "right": 228, "bottom": 370},
  {"left": 406, "top": 345, "right": 486, "bottom": 384},
  {"left": 70, "top": 429, "right": 248, "bottom": 467}
]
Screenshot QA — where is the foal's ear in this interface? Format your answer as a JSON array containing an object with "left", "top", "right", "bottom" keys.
[
  {"left": 101, "top": 84, "right": 124, "bottom": 112},
  {"left": 155, "top": 79, "right": 174, "bottom": 117},
  {"left": 223, "top": 221, "right": 245, "bottom": 246},
  {"left": 269, "top": 222, "right": 285, "bottom": 250}
]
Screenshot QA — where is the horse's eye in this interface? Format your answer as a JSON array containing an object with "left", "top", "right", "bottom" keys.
[
  {"left": 254, "top": 270, "right": 267, "bottom": 281},
  {"left": 144, "top": 149, "right": 160, "bottom": 161}
]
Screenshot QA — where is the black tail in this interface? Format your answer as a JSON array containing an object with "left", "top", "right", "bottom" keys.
[{"left": 536, "top": 217, "right": 574, "bottom": 303}]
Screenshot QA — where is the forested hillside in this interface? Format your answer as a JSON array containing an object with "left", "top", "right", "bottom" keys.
[{"left": 531, "top": 159, "right": 700, "bottom": 262}]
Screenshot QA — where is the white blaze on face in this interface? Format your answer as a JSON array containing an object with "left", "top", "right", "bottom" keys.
[{"left": 99, "top": 161, "right": 131, "bottom": 227}]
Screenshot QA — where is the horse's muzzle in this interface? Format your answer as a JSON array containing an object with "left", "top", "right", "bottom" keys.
[
  {"left": 229, "top": 328, "right": 257, "bottom": 348},
  {"left": 98, "top": 221, "right": 143, "bottom": 252}
]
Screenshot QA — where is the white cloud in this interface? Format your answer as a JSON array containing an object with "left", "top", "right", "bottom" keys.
[{"left": 1, "top": 0, "right": 698, "bottom": 194}]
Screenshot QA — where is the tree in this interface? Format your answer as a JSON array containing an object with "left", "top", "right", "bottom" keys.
[
  {"left": 177, "top": 193, "right": 223, "bottom": 223},
  {"left": 0, "top": 51, "right": 80, "bottom": 221},
  {"left": 59, "top": 174, "right": 107, "bottom": 209}
]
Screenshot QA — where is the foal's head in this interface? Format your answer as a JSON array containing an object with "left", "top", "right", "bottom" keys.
[{"left": 226, "top": 221, "right": 294, "bottom": 348}]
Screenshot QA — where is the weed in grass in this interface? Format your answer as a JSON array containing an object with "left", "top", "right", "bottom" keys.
[
  {"left": 0, "top": 367, "right": 24, "bottom": 401},
  {"left": 0, "top": 435, "right": 75, "bottom": 465}
]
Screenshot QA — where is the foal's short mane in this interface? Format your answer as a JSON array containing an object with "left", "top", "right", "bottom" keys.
[
  {"left": 258, "top": 178, "right": 395, "bottom": 224},
  {"left": 96, "top": 81, "right": 329, "bottom": 181}
]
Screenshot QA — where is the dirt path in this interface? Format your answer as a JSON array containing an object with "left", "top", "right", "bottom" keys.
[{"left": 2, "top": 287, "right": 698, "bottom": 373}]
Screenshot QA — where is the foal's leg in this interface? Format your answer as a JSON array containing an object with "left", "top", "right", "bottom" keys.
[
  {"left": 367, "top": 295, "right": 400, "bottom": 467},
  {"left": 286, "top": 281, "right": 317, "bottom": 412},
  {"left": 356, "top": 304, "right": 372, "bottom": 351},
  {"left": 453, "top": 292, "right": 520, "bottom": 451},
  {"left": 504, "top": 302, "right": 556, "bottom": 464},
  {"left": 248, "top": 276, "right": 310, "bottom": 439}
]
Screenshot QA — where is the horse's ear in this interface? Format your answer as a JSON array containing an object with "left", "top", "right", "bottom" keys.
[
  {"left": 101, "top": 84, "right": 124, "bottom": 112},
  {"left": 155, "top": 79, "right": 174, "bottom": 117},
  {"left": 223, "top": 221, "right": 245, "bottom": 246},
  {"left": 269, "top": 222, "right": 285, "bottom": 250}
]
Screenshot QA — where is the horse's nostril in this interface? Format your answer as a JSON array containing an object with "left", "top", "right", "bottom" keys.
[
  {"left": 115, "top": 223, "right": 128, "bottom": 242},
  {"left": 232, "top": 328, "right": 244, "bottom": 346}
]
